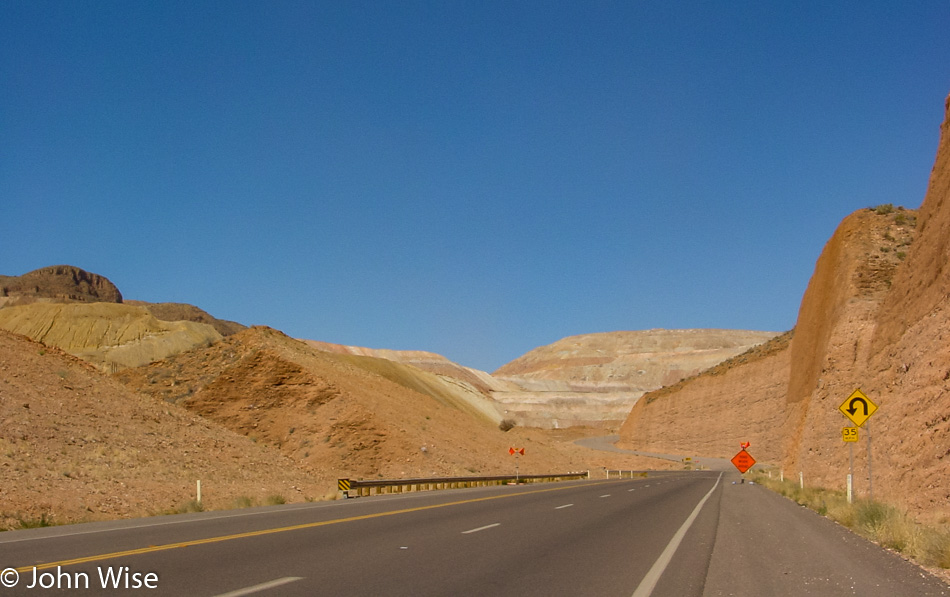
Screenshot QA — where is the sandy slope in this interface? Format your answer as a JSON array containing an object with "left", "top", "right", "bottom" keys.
[{"left": 0, "top": 329, "right": 325, "bottom": 528}]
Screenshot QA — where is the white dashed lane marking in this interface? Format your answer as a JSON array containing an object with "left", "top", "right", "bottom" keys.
[
  {"left": 462, "top": 523, "right": 500, "bottom": 535},
  {"left": 213, "top": 577, "right": 304, "bottom": 597}
]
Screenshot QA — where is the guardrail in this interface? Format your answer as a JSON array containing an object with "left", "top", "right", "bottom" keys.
[
  {"left": 604, "top": 470, "right": 650, "bottom": 479},
  {"left": 338, "top": 472, "right": 589, "bottom": 498}
]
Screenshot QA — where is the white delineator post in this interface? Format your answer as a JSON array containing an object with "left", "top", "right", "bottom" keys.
[
  {"left": 867, "top": 420, "right": 873, "bottom": 502},
  {"left": 849, "top": 439, "right": 855, "bottom": 504},
  {"left": 197, "top": 480, "right": 202, "bottom": 505}
]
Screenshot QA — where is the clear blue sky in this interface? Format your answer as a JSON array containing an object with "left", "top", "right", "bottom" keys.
[{"left": 3, "top": 2, "right": 949, "bottom": 372}]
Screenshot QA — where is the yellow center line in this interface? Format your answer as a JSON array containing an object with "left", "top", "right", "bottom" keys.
[{"left": 17, "top": 480, "right": 611, "bottom": 573}]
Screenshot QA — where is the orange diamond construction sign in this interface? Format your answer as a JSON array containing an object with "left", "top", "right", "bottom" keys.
[{"left": 731, "top": 449, "right": 756, "bottom": 473}]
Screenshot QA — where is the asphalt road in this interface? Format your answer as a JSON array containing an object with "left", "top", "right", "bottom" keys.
[
  {"left": 0, "top": 472, "right": 946, "bottom": 596},
  {"left": 574, "top": 434, "right": 733, "bottom": 471}
]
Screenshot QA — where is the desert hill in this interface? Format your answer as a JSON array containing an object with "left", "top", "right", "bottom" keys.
[
  {"left": 126, "top": 300, "right": 246, "bottom": 337},
  {"left": 302, "top": 339, "right": 497, "bottom": 395},
  {"left": 0, "top": 267, "right": 245, "bottom": 371},
  {"left": 0, "top": 328, "right": 325, "bottom": 528},
  {"left": 620, "top": 92, "right": 950, "bottom": 523},
  {"left": 0, "top": 302, "right": 222, "bottom": 372},
  {"left": 2, "top": 323, "right": 668, "bottom": 527},
  {"left": 0, "top": 265, "right": 779, "bottom": 433},
  {"left": 116, "top": 326, "right": 662, "bottom": 483},
  {"left": 490, "top": 329, "right": 778, "bottom": 428}
]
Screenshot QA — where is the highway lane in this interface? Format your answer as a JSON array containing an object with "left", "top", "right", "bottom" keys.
[
  {"left": 0, "top": 473, "right": 711, "bottom": 596},
  {"left": 1, "top": 471, "right": 947, "bottom": 596}
]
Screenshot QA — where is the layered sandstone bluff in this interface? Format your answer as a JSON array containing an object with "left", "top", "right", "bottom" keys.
[
  {"left": 491, "top": 329, "right": 778, "bottom": 428},
  {"left": 620, "top": 93, "right": 950, "bottom": 522},
  {"left": 304, "top": 331, "right": 778, "bottom": 429}
]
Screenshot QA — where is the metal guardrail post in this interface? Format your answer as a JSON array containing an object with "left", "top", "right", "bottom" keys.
[{"left": 341, "top": 472, "right": 589, "bottom": 498}]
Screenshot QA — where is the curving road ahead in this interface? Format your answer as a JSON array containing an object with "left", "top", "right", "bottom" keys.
[
  {"left": 1, "top": 471, "right": 946, "bottom": 596},
  {"left": 574, "top": 434, "right": 733, "bottom": 471}
]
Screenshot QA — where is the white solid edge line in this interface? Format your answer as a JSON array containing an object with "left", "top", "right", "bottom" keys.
[
  {"left": 462, "top": 523, "right": 501, "bottom": 534},
  {"left": 213, "top": 576, "right": 304, "bottom": 597},
  {"left": 630, "top": 473, "right": 722, "bottom": 597}
]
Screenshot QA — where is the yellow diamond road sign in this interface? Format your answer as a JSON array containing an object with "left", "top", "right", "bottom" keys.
[{"left": 839, "top": 389, "right": 878, "bottom": 427}]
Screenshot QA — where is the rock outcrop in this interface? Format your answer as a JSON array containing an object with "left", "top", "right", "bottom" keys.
[
  {"left": 619, "top": 332, "right": 792, "bottom": 463},
  {"left": 783, "top": 94, "right": 950, "bottom": 520},
  {"left": 0, "top": 265, "right": 122, "bottom": 306}
]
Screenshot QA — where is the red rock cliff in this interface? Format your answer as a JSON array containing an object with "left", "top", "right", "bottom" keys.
[{"left": 620, "top": 93, "right": 950, "bottom": 521}]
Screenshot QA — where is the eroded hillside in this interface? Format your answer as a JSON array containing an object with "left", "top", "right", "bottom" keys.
[
  {"left": 116, "top": 327, "right": 661, "bottom": 482},
  {"left": 0, "top": 329, "right": 324, "bottom": 528},
  {"left": 0, "top": 302, "right": 222, "bottom": 372}
]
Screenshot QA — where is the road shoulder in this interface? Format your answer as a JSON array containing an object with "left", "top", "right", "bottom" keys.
[{"left": 703, "top": 475, "right": 950, "bottom": 596}]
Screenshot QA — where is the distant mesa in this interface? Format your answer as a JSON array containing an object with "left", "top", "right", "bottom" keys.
[
  {"left": 0, "top": 265, "right": 122, "bottom": 306},
  {"left": 489, "top": 329, "right": 780, "bottom": 428},
  {"left": 494, "top": 329, "right": 781, "bottom": 391}
]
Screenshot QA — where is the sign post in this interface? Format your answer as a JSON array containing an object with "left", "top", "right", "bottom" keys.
[
  {"left": 730, "top": 449, "right": 755, "bottom": 474},
  {"left": 839, "top": 389, "right": 878, "bottom": 500},
  {"left": 867, "top": 420, "right": 873, "bottom": 501},
  {"left": 841, "top": 427, "right": 858, "bottom": 504},
  {"left": 509, "top": 447, "right": 524, "bottom": 483},
  {"left": 842, "top": 427, "right": 858, "bottom": 503}
]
